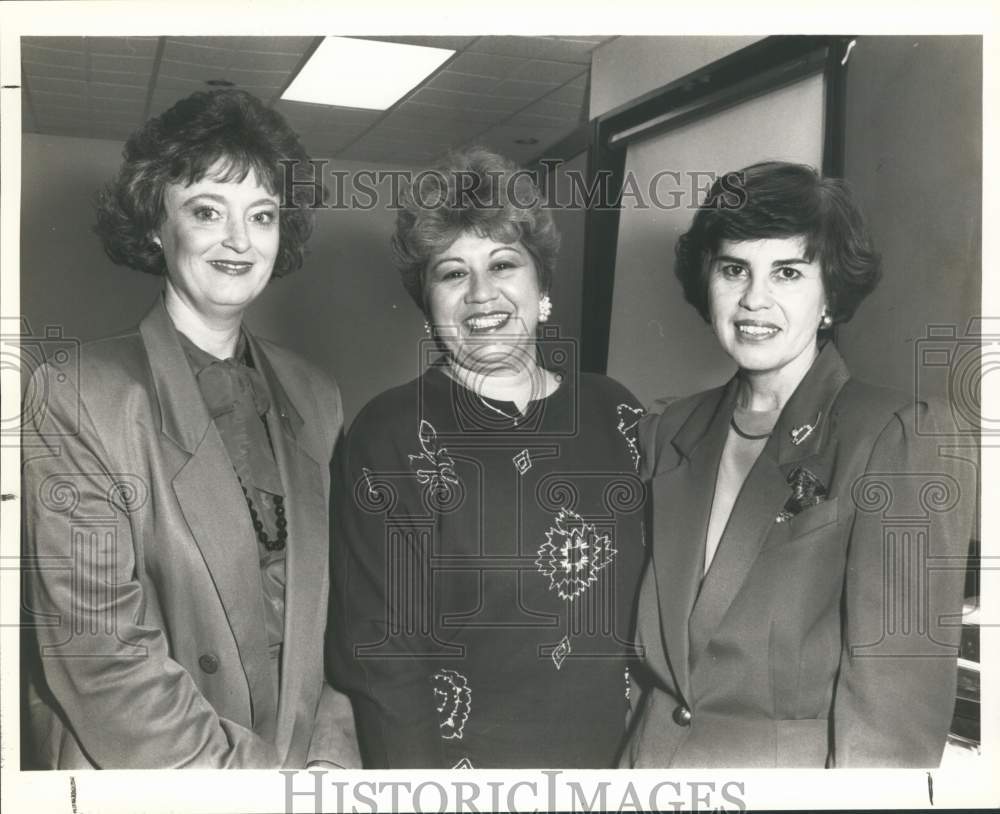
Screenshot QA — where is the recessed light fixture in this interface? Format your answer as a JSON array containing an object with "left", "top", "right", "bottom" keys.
[
  {"left": 205, "top": 79, "right": 235, "bottom": 87},
  {"left": 514, "top": 137, "right": 539, "bottom": 145},
  {"left": 281, "top": 37, "right": 454, "bottom": 110}
]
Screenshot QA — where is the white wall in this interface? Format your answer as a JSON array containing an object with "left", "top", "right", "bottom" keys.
[
  {"left": 590, "top": 36, "right": 763, "bottom": 119},
  {"left": 20, "top": 133, "right": 421, "bottom": 425},
  {"left": 837, "top": 36, "right": 981, "bottom": 404},
  {"left": 604, "top": 74, "right": 826, "bottom": 406}
]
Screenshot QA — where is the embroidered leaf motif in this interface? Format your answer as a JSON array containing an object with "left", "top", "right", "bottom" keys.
[
  {"left": 551, "top": 635, "right": 572, "bottom": 670},
  {"left": 408, "top": 419, "right": 459, "bottom": 492},
  {"left": 432, "top": 668, "right": 471, "bottom": 740},
  {"left": 617, "top": 404, "right": 645, "bottom": 472}
]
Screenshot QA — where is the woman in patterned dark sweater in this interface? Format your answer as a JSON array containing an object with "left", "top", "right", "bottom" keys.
[{"left": 329, "top": 148, "right": 646, "bottom": 768}]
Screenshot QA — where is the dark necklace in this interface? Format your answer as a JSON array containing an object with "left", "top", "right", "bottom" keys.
[
  {"left": 730, "top": 415, "right": 771, "bottom": 441},
  {"left": 239, "top": 476, "right": 287, "bottom": 551}
]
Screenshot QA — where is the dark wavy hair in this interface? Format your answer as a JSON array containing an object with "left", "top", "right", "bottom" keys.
[
  {"left": 675, "top": 161, "right": 881, "bottom": 328},
  {"left": 94, "top": 89, "right": 316, "bottom": 277},
  {"left": 391, "top": 147, "right": 561, "bottom": 315}
]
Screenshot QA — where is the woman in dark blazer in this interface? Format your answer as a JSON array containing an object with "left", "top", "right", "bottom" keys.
[
  {"left": 621, "top": 161, "right": 976, "bottom": 768},
  {"left": 21, "top": 90, "right": 358, "bottom": 769}
]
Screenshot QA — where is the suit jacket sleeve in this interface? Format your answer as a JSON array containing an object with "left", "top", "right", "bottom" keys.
[
  {"left": 831, "top": 399, "right": 974, "bottom": 767},
  {"left": 22, "top": 364, "right": 280, "bottom": 768},
  {"left": 328, "top": 409, "right": 446, "bottom": 768},
  {"left": 306, "top": 380, "right": 362, "bottom": 768}
]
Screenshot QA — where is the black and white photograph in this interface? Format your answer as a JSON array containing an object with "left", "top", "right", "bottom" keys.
[{"left": 0, "top": 1, "right": 994, "bottom": 811}]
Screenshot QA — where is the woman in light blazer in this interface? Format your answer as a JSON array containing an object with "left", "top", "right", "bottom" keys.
[
  {"left": 21, "top": 89, "right": 358, "bottom": 769},
  {"left": 622, "top": 162, "right": 975, "bottom": 768}
]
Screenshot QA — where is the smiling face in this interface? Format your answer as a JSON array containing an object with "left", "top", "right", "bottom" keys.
[
  {"left": 425, "top": 230, "right": 542, "bottom": 377},
  {"left": 154, "top": 164, "right": 280, "bottom": 324},
  {"left": 708, "top": 236, "right": 828, "bottom": 391}
]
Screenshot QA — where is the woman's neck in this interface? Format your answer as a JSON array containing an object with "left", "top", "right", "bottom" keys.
[
  {"left": 444, "top": 356, "right": 555, "bottom": 413},
  {"left": 736, "top": 345, "right": 819, "bottom": 412},
  {"left": 163, "top": 282, "right": 242, "bottom": 359}
]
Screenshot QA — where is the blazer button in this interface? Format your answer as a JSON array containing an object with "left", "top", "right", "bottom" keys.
[
  {"left": 672, "top": 704, "right": 692, "bottom": 726},
  {"left": 198, "top": 653, "right": 219, "bottom": 674}
]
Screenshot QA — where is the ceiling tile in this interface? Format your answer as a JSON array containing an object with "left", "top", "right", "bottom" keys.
[
  {"left": 89, "top": 53, "right": 155, "bottom": 73},
  {"left": 235, "top": 36, "right": 315, "bottom": 55},
  {"left": 90, "top": 69, "right": 150, "bottom": 88},
  {"left": 26, "top": 76, "right": 86, "bottom": 97},
  {"left": 154, "top": 74, "right": 207, "bottom": 94},
  {"left": 30, "top": 90, "right": 89, "bottom": 111},
  {"left": 162, "top": 40, "right": 236, "bottom": 68},
  {"left": 85, "top": 36, "right": 159, "bottom": 57},
  {"left": 409, "top": 87, "right": 525, "bottom": 115},
  {"left": 89, "top": 97, "right": 145, "bottom": 115},
  {"left": 275, "top": 101, "right": 382, "bottom": 128},
  {"left": 22, "top": 43, "right": 87, "bottom": 70},
  {"left": 159, "top": 60, "right": 226, "bottom": 83},
  {"left": 427, "top": 71, "right": 500, "bottom": 95},
  {"left": 509, "top": 59, "right": 587, "bottom": 84},
  {"left": 396, "top": 101, "right": 502, "bottom": 126},
  {"left": 545, "top": 80, "right": 588, "bottom": 105},
  {"left": 518, "top": 98, "right": 583, "bottom": 121},
  {"left": 469, "top": 36, "right": 598, "bottom": 64},
  {"left": 225, "top": 68, "right": 287, "bottom": 89},
  {"left": 22, "top": 62, "right": 87, "bottom": 82},
  {"left": 378, "top": 111, "right": 487, "bottom": 140},
  {"left": 493, "top": 78, "right": 562, "bottom": 100},
  {"left": 89, "top": 82, "right": 148, "bottom": 102},
  {"left": 507, "top": 111, "right": 581, "bottom": 131},
  {"left": 474, "top": 122, "right": 579, "bottom": 164},
  {"left": 226, "top": 51, "right": 304, "bottom": 72},
  {"left": 446, "top": 52, "right": 522, "bottom": 79},
  {"left": 37, "top": 109, "right": 92, "bottom": 128}
]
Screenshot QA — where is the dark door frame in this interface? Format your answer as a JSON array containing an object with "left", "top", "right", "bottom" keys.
[{"left": 579, "top": 35, "right": 855, "bottom": 373}]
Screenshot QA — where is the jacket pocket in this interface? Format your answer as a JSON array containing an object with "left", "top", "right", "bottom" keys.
[{"left": 780, "top": 497, "right": 839, "bottom": 542}]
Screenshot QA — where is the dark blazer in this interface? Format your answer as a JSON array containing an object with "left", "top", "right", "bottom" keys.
[
  {"left": 22, "top": 299, "right": 359, "bottom": 769},
  {"left": 621, "top": 343, "right": 975, "bottom": 768}
]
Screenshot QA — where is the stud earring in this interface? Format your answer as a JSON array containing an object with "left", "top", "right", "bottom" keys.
[
  {"left": 424, "top": 320, "right": 432, "bottom": 336},
  {"left": 538, "top": 294, "right": 552, "bottom": 323}
]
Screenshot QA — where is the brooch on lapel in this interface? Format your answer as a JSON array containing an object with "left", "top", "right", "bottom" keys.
[
  {"left": 776, "top": 465, "right": 829, "bottom": 523},
  {"left": 789, "top": 411, "right": 822, "bottom": 446}
]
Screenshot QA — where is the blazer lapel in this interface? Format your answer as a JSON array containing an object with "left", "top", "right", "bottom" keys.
[
  {"left": 250, "top": 339, "right": 328, "bottom": 759},
  {"left": 139, "top": 299, "right": 277, "bottom": 735},
  {"left": 651, "top": 384, "right": 735, "bottom": 702},
  {"left": 687, "top": 343, "right": 852, "bottom": 668}
]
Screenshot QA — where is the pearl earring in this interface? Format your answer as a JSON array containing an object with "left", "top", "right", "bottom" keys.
[
  {"left": 424, "top": 321, "right": 432, "bottom": 336},
  {"left": 538, "top": 294, "right": 552, "bottom": 323}
]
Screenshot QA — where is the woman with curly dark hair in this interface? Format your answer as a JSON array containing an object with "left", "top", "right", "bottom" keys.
[
  {"left": 22, "top": 89, "right": 358, "bottom": 769},
  {"left": 330, "top": 148, "right": 646, "bottom": 768},
  {"left": 621, "top": 161, "right": 975, "bottom": 768}
]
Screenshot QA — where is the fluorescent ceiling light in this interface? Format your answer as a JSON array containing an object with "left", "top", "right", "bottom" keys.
[{"left": 281, "top": 37, "right": 454, "bottom": 110}]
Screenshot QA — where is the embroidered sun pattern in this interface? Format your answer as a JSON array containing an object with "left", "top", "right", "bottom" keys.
[
  {"left": 616, "top": 404, "right": 645, "bottom": 472},
  {"left": 408, "top": 419, "right": 460, "bottom": 493},
  {"left": 432, "top": 668, "right": 471, "bottom": 740},
  {"left": 536, "top": 509, "right": 617, "bottom": 601}
]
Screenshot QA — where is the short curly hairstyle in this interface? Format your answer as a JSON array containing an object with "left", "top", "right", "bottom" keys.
[
  {"left": 391, "top": 147, "right": 561, "bottom": 314},
  {"left": 95, "top": 89, "right": 317, "bottom": 278},
  {"left": 675, "top": 161, "right": 881, "bottom": 327}
]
